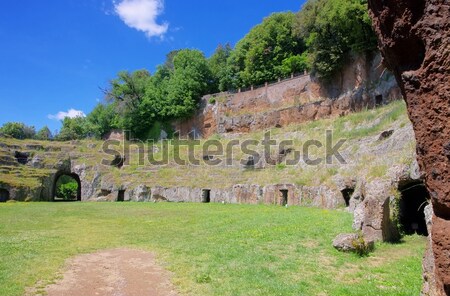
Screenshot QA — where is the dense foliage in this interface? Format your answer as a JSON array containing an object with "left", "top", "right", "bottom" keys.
[
  {"left": 0, "top": 122, "right": 36, "bottom": 139},
  {"left": 295, "top": 0, "right": 377, "bottom": 79},
  {"left": 55, "top": 175, "right": 78, "bottom": 200},
  {"left": 2, "top": 2, "right": 377, "bottom": 141},
  {"left": 224, "top": 12, "right": 306, "bottom": 89}
]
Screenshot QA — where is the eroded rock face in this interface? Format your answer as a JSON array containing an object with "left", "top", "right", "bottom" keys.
[
  {"left": 368, "top": 1, "right": 450, "bottom": 294},
  {"left": 175, "top": 53, "right": 400, "bottom": 138}
]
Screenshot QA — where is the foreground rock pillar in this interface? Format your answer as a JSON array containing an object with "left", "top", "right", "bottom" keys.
[{"left": 368, "top": 1, "right": 449, "bottom": 295}]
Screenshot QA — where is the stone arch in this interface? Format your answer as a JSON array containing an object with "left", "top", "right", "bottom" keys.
[
  {"left": 52, "top": 171, "right": 82, "bottom": 201},
  {"left": 398, "top": 180, "right": 430, "bottom": 236}
]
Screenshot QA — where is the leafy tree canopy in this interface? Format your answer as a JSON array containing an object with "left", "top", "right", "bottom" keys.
[
  {"left": 226, "top": 12, "right": 306, "bottom": 88},
  {"left": 0, "top": 122, "right": 35, "bottom": 139},
  {"left": 36, "top": 126, "right": 52, "bottom": 140},
  {"left": 295, "top": 0, "right": 377, "bottom": 79}
]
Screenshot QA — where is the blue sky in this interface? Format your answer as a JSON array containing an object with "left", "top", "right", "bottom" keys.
[{"left": 0, "top": 0, "right": 304, "bottom": 133}]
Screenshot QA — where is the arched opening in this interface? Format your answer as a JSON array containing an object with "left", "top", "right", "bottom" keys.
[
  {"left": 53, "top": 173, "right": 81, "bottom": 202},
  {"left": 202, "top": 189, "right": 211, "bottom": 203},
  {"left": 117, "top": 190, "right": 125, "bottom": 202},
  {"left": 398, "top": 180, "right": 429, "bottom": 236},
  {"left": 341, "top": 188, "right": 354, "bottom": 207},
  {"left": 280, "top": 189, "right": 288, "bottom": 206},
  {"left": 0, "top": 188, "right": 10, "bottom": 202}
]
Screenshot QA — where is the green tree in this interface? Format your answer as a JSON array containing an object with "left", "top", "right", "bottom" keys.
[
  {"left": 163, "top": 49, "right": 213, "bottom": 119},
  {"left": 295, "top": 0, "right": 377, "bottom": 79},
  {"left": 208, "top": 43, "right": 233, "bottom": 92},
  {"left": 227, "top": 12, "right": 305, "bottom": 87},
  {"left": 56, "top": 116, "right": 88, "bottom": 141},
  {"left": 104, "top": 70, "right": 154, "bottom": 139},
  {"left": 85, "top": 103, "right": 119, "bottom": 139},
  {"left": 0, "top": 122, "right": 35, "bottom": 139},
  {"left": 36, "top": 126, "right": 52, "bottom": 140}
]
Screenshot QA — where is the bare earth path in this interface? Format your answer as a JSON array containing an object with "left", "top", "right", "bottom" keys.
[{"left": 42, "top": 248, "right": 179, "bottom": 296}]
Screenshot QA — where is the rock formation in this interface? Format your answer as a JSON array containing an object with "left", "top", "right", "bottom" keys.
[
  {"left": 368, "top": 1, "right": 450, "bottom": 295},
  {"left": 175, "top": 53, "right": 401, "bottom": 138}
]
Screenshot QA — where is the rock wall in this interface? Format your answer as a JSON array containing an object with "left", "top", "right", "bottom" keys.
[
  {"left": 175, "top": 53, "right": 401, "bottom": 138},
  {"left": 87, "top": 182, "right": 345, "bottom": 209},
  {"left": 368, "top": 1, "right": 450, "bottom": 295}
]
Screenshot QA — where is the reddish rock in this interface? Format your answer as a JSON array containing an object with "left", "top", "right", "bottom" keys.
[{"left": 368, "top": 0, "right": 450, "bottom": 294}]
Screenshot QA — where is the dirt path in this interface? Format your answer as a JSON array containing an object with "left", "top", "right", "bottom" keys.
[{"left": 42, "top": 248, "right": 179, "bottom": 296}]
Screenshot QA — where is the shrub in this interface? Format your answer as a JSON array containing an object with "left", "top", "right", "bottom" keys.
[
  {"left": 351, "top": 232, "right": 374, "bottom": 257},
  {"left": 56, "top": 181, "right": 78, "bottom": 200}
]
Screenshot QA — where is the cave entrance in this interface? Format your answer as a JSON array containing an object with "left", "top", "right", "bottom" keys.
[
  {"left": 398, "top": 180, "right": 429, "bottom": 236},
  {"left": 53, "top": 173, "right": 81, "bottom": 202},
  {"left": 375, "top": 95, "right": 383, "bottom": 107},
  {"left": 117, "top": 190, "right": 125, "bottom": 202},
  {"left": 111, "top": 155, "right": 125, "bottom": 169},
  {"left": 341, "top": 188, "right": 354, "bottom": 207},
  {"left": 202, "top": 189, "right": 211, "bottom": 203},
  {"left": 0, "top": 189, "right": 10, "bottom": 202},
  {"left": 280, "top": 189, "right": 288, "bottom": 206},
  {"left": 15, "top": 151, "right": 29, "bottom": 165}
]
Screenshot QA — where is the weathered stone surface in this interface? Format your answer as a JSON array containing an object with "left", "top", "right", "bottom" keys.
[
  {"left": 333, "top": 233, "right": 359, "bottom": 252},
  {"left": 368, "top": 1, "right": 450, "bottom": 293},
  {"left": 127, "top": 185, "right": 151, "bottom": 202},
  {"left": 175, "top": 54, "right": 400, "bottom": 137},
  {"left": 30, "top": 155, "right": 44, "bottom": 169},
  {"left": 263, "top": 184, "right": 299, "bottom": 206},
  {"left": 302, "top": 186, "right": 343, "bottom": 208},
  {"left": 352, "top": 179, "right": 400, "bottom": 242}
]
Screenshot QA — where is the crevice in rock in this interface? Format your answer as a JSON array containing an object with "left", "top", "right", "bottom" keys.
[
  {"left": 280, "top": 189, "right": 288, "bottom": 206},
  {"left": 378, "top": 130, "right": 395, "bottom": 141},
  {"left": 99, "top": 189, "right": 112, "bottom": 197},
  {"left": 341, "top": 188, "right": 354, "bottom": 207},
  {"left": 398, "top": 38, "right": 426, "bottom": 73}
]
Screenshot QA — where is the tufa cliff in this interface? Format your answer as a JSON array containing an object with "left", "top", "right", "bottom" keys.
[
  {"left": 174, "top": 53, "right": 401, "bottom": 138},
  {"left": 368, "top": 0, "right": 450, "bottom": 295}
]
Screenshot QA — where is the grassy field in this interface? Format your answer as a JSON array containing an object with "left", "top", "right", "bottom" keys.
[{"left": 0, "top": 202, "right": 425, "bottom": 296}]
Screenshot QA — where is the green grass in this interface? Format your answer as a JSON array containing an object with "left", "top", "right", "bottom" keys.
[{"left": 0, "top": 203, "right": 425, "bottom": 296}]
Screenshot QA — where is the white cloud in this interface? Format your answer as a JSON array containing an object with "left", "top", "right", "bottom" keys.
[
  {"left": 114, "top": 0, "right": 169, "bottom": 38},
  {"left": 48, "top": 109, "right": 86, "bottom": 121}
]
